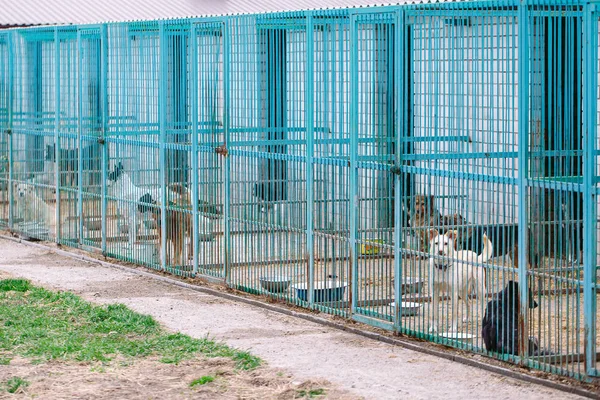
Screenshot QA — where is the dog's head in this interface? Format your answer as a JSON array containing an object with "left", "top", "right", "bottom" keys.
[
  {"left": 15, "top": 182, "right": 34, "bottom": 199},
  {"left": 107, "top": 162, "right": 124, "bottom": 184},
  {"left": 428, "top": 229, "right": 459, "bottom": 257},
  {"left": 500, "top": 281, "right": 538, "bottom": 309},
  {"left": 412, "top": 195, "right": 435, "bottom": 218}
]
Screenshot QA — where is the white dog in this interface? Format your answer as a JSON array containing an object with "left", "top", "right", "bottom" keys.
[
  {"left": 107, "top": 162, "right": 180, "bottom": 246},
  {"left": 428, "top": 229, "right": 492, "bottom": 333},
  {"left": 15, "top": 182, "right": 58, "bottom": 234}
]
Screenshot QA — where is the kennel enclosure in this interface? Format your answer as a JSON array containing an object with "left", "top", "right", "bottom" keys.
[{"left": 0, "top": 0, "right": 599, "bottom": 381}]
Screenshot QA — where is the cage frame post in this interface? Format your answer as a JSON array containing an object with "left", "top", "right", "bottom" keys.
[
  {"left": 393, "top": 8, "right": 406, "bottom": 332},
  {"left": 306, "top": 12, "right": 316, "bottom": 305},
  {"left": 100, "top": 24, "right": 108, "bottom": 255},
  {"left": 7, "top": 31, "right": 14, "bottom": 230},
  {"left": 583, "top": 1, "right": 598, "bottom": 377},
  {"left": 54, "top": 27, "right": 61, "bottom": 243},
  {"left": 349, "top": 12, "right": 359, "bottom": 316},
  {"left": 77, "top": 29, "right": 84, "bottom": 246},
  {"left": 190, "top": 21, "right": 200, "bottom": 276},
  {"left": 159, "top": 22, "right": 168, "bottom": 271},
  {"left": 223, "top": 18, "right": 231, "bottom": 283}
]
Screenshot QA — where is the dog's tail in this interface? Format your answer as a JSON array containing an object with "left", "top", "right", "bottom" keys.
[{"left": 477, "top": 232, "right": 493, "bottom": 263}]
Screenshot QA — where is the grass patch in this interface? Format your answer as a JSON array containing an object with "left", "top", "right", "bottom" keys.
[
  {"left": 190, "top": 375, "right": 215, "bottom": 387},
  {"left": 0, "top": 279, "right": 261, "bottom": 370},
  {"left": 297, "top": 388, "right": 326, "bottom": 398},
  {"left": 2, "top": 377, "right": 29, "bottom": 394},
  {"left": 0, "top": 279, "right": 30, "bottom": 292}
]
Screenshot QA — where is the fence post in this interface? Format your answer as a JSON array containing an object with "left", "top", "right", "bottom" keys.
[
  {"left": 7, "top": 31, "right": 14, "bottom": 230},
  {"left": 77, "top": 29, "right": 83, "bottom": 245},
  {"left": 393, "top": 8, "right": 405, "bottom": 332},
  {"left": 349, "top": 13, "right": 359, "bottom": 315},
  {"left": 305, "top": 12, "right": 315, "bottom": 304},
  {"left": 190, "top": 21, "right": 199, "bottom": 276},
  {"left": 54, "top": 28, "right": 61, "bottom": 243},
  {"left": 583, "top": 1, "right": 598, "bottom": 376},
  {"left": 159, "top": 22, "right": 167, "bottom": 271},
  {"left": 517, "top": 0, "right": 530, "bottom": 364},
  {"left": 223, "top": 19, "right": 231, "bottom": 283},
  {"left": 100, "top": 24, "right": 108, "bottom": 255}
]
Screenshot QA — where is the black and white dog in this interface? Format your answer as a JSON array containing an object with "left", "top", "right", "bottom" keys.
[
  {"left": 482, "top": 280, "right": 551, "bottom": 356},
  {"left": 107, "top": 162, "right": 177, "bottom": 246}
]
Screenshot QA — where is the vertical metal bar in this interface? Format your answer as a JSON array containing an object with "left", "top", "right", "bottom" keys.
[
  {"left": 7, "top": 31, "right": 13, "bottom": 230},
  {"left": 101, "top": 24, "right": 108, "bottom": 254},
  {"left": 518, "top": 0, "right": 530, "bottom": 363},
  {"left": 393, "top": 8, "right": 405, "bottom": 331},
  {"left": 191, "top": 22, "right": 199, "bottom": 276},
  {"left": 77, "top": 30, "right": 84, "bottom": 245},
  {"left": 583, "top": 1, "right": 598, "bottom": 376},
  {"left": 54, "top": 28, "right": 61, "bottom": 242},
  {"left": 159, "top": 22, "right": 167, "bottom": 270},
  {"left": 306, "top": 13, "right": 315, "bottom": 305},
  {"left": 349, "top": 13, "right": 359, "bottom": 315},
  {"left": 223, "top": 19, "right": 231, "bottom": 283}
]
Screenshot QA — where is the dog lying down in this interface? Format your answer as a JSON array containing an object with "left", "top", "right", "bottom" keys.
[
  {"left": 428, "top": 229, "right": 492, "bottom": 333},
  {"left": 482, "top": 281, "right": 553, "bottom": 356}
]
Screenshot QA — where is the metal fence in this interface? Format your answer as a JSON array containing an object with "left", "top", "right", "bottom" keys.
[{"left": 0, "top": 0, "right": 598, "bottom": 381}]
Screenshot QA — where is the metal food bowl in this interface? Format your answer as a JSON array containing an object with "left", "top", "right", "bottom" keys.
[
  {"left": 259, "top": 276, "right": 291, "bottom": 293},
  {"left": 388, "top": 301, "right": 422, "bottom": 316},
  {"left": 294, "top": 281, "right": 348, "bottom": 302}
]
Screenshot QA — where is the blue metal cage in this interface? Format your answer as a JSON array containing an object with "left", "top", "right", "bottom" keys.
[{"left": 0, "top": 0, "right": 599, "bottom": 381}]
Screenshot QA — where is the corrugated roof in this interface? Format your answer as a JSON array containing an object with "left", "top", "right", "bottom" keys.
[{"left": 0, "top": 0, "right": 416, "bottom": 26}]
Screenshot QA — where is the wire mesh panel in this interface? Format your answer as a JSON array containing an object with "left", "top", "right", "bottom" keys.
[
  {"left": 78, "top": 27, "right": 105, "bottom": 250},
  {"left": 402, "top": 4, "right": 523, "bottom": 353},
  {"left": 193, "top": 21, "right": 224, "bottom": 277},
  {"left": 11, "top": 28, "right": 58, "bottom": 241}
]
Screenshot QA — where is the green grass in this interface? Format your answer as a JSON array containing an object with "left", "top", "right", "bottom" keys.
[
  {"left": 296, "top": 388, "right": 326, "bottom": 398},
  {"left": 0, "top": 279, "right": 261, "bottom": 370},
  {"left": 2, "top": 377, "right": 29, "bottom": 394},
  {"left": 0, "top": 279, "right": 30, "bottom": 292},
  {"left": 190, "top": 375, "right": 215, "bottom": 387}
]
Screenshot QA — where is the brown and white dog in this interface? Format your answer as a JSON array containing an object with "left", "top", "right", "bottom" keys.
[
  {"left": 148, "top": 184, "right": 193, "bottom": 266},
  {"left": 428, "top": 229, "right": 492, "bottom": 333}
]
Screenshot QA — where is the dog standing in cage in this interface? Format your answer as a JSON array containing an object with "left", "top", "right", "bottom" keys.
[
  {"left": 107, "top": 162, "right": 182, "bottom": 246},
  {"left": 147, "top": 184, "right": 193, "bottom": 266},
  {"left": 428, "top": 229, "right": 492, "bottom": 333},
  {"left": 144, "top": 184, "right": 217, "bottom": 266},
  {"left": 15, "top": 182, "right": 61, "bottom": 234}
]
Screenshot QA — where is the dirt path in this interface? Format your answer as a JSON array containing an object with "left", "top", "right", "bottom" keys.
[{"left": 0, "top": 238, "right": 588, "bottom": 400}]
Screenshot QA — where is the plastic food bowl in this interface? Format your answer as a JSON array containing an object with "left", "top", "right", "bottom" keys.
[
  {"left": 294, "top": 281, "right": 348, "bottom": 302},
  {"left": 259, "top": 276, "right": 291, "bottom": 293}
]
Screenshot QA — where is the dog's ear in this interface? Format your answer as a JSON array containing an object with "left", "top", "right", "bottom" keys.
[
  {"left": 428, "top": 229, "right": 439, "bottom": 242},
  {"left": 446, "top": 230, "right": 458, "bottom": 241}
]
